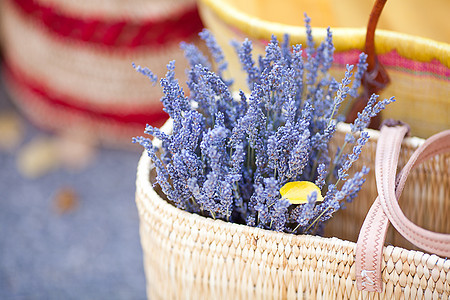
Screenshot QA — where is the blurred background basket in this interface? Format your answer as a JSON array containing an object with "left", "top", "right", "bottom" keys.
[
  {"left": 0, "top": 0, "right": 204, "bottom": 147},
  {"left": 198, "top": 0, "right": 450, "bottom": 139}
]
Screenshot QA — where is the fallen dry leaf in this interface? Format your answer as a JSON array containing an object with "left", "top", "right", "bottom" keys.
[
  {"left": 53, "top": 187, "right": 79, "bottom": 214},
  {"left": 16, "top": 136, "right": 60, "bottom": 178},
  {"left": 0, "top": 111, "right": 24, "bottom": 151},
  {"left": 55, "top": 133, "right": 96, "bottom": 171}
]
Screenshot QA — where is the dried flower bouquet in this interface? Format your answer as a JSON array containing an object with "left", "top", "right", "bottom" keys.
[{"left": 134, "top": 15, "right": 394, "bottom": 235}]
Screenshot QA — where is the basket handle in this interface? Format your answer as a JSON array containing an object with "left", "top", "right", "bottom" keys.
[
  {"left": 345, "top": 0, "right": 390, "bottom": 128},
  {"left": 355, "top": 123, "right": 450, "bottom": 292}
]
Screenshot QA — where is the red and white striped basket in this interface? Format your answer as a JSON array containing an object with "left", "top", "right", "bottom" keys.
[{"left": 0, "top": 0, "right": 204, "bottom": 147}]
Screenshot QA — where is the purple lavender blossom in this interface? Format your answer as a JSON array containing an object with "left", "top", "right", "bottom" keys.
[
  {"left": 230, "top": 142, "right": 245, "bottom": 175},
  {"left": 291, "top": 44, "right": 304, "bottom": 108},
  {"left": 315, "top": 163, "right": 327, "bottom": 189},
  {"left": 304, "top": 13, "right": 315, "bottom": 58},
  {"left": 303, "top": 14, "right": 322, "bottom": 90},
  {"left": 287, "top": 129, "right": 311, "bottom": 180},
  {"left": 350, "top": 94, "right": 379, "bottom": 133},
  {"left": 144, "top": 124, "right": 170, "bottom": 147},
  {"left": 350, "top": 94, "right": 396, "bottom": 134},
  {"left": 200, "top": 125, "right": 230, "bottom": 174},
  {"left": 371, "top": 96, "right": 396, "bottom": 116},
  {"left": 133, "top": 136, "right": 179, "bottom": 206},
  {"left": 135, "top": 17, "right": 394, "bottom": 235},
  {"left": 188, "top": 176, "right": 217, "bottom": 215},
  {"left": 264, "top": 35, "right": 282, "bottom": 66},
  {"left": 311, "top": 166, "right": 370, "bottom": 228},
  {"left": 349, "top": 53, "right": 368, "bottom": 98},
  {"left": 266, "top": 123, "right": 301, "bottom": 183},
  {"left": 309, "top": 184, "right": 339, "bottom": 225},
  {"left": 180, "top": 41, "right": 212, "bottom": 70},
  {"left": 160, "top": 61, "right": 190, "bottom": 120},
  {"left": 336, "top": 166, "right": 370, "bottom": 203},
  {"left": 189, "top": 65, "right": 238, "bottom": 129},
  {"left": 237, "top": 90, "right": 248, "bottom": 119},
  {"left": 329, "top": 64, "right": 354, "bottom": 120},
  {"left": 344, "top": 133, "right": 356, "bottom": 144},
  {"left": 281, "top": 34, "right": 292, "bottom": 65},
  {"left": 187, "top": 65, "right": 215, "bottom": 122},
  {"left": 320, "top": 27, "right": 335, "bottom": 74},
  {"left": 132, "top": 63, "right": 158, "bottom": 85},
  {"left": 218, "top": 180, "right": 234, "bottom": 218},
  {"left": 246, "top": 214, "right": 256, "bottom": 227},
  {"left": 236, "top": 39, "right": 260, "bottom": 89},
  {"left": 252, "top": 177, "right": 289, "bottom": 230},
  {"left": 170, "top": 110, "right": 205, "bottom": 153},
  {"left": 199, "top": 29, "right": 229, "bottom": 80},
  {"left": 167, "top": 150, "right": 204, "bottom": 212},
  {"left": 337, "top": 131, "right": 369, "bottom": 182},
  {"left": 290, "top": 191, "right": 317, "bottom": 231},
  {"left": 271, "top": 197, "right": 290, "bottom": 232},
  {"left": 305, "top": 46, "right": 320, "bottom": 88}
]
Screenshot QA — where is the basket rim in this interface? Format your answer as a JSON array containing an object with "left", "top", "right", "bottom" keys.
[{"left": 198, "top": 0, "right": 450, "bottom": 68}]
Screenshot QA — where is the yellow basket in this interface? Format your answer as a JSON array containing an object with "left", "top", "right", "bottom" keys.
[{"left": 197, "top": 0, "right": 450, "bottom": 139}]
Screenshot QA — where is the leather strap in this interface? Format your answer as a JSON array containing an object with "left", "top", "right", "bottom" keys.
[
  {"left": 355, "top": 125, "right": 450, "bottom": 292},
  {"left": 355, "top": 125, "right": 408, "bottom": 292},
  {"left": 380, "top": 129, "right": 450, "bottom": 256}
]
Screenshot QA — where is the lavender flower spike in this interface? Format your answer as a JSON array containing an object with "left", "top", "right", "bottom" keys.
[
  {"left": 337, "top": 131, "right": 370, "bottom": 181},
  {"left": 237, "top": 39, "right": 260, "bottom": 89},
  {"left": 349, "top": 52, "right": 368, "bottom": 97},
  {"left": 350, "top": 93, "right": 379, "bottom": 133},
  {"left": 180, "top": 41, "right": 212, "bottom": 70},
  {"left": 320, "top": 27, "right": 334, "bottom": 74},
  {"left": 328, "top": 64, "right": 354, "bottom": 120},
  {"left": 134, "top": 18, "right": 396, "bottom": 235},
  {"left": 304, "top": 13, "right": 315, "bottom": 56},
  {"left": 132, "top": 62, "right": 158, "bottom": 85},
  {"left": 199, "top": 29, "right": 228, "bottom": 77},
  {"left": 315, "top": 163, "right": 327, "bottom": 189},
  {"left": 371, "top": 96, "right": 396, "bottom": 116}
]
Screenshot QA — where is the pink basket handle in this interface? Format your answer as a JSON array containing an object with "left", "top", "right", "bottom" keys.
[{"left": 355, "top": 123, "right": 450, "bottom": 292}]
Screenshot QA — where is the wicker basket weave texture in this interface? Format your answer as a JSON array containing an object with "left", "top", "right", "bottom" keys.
[
  {"left": 135, "top": 125, "right": 450, "bottom": 299},
  {"left": 326, "top": 125, "right": 450, "bottom": 248}
]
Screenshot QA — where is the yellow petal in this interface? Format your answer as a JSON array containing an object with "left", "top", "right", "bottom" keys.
[{"left": 280, "top": 181, "right": 324, "bottom": 204}]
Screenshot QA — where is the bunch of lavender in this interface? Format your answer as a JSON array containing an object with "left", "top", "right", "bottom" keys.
[{"left": 133, "top": 15, "right": 394, "bottom": 234}]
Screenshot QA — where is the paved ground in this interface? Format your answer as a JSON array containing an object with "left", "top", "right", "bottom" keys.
[{"left": 0, "top": 75, "right": 147, "bottom": 299}]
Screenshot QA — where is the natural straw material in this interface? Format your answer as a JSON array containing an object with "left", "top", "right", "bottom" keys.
[{"left": 135, "top": 124, "right": 450, "bottom": 299}]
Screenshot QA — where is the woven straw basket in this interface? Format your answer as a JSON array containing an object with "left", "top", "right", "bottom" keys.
[
  {"left": 136, "top": 122, "right": 449, "bottom": 299},
  {"left": 135, "top": 1, "right": 450, "bottom": 299},
  {"left": 0, "top": 0, "right": 203, "bottom": 146}
]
